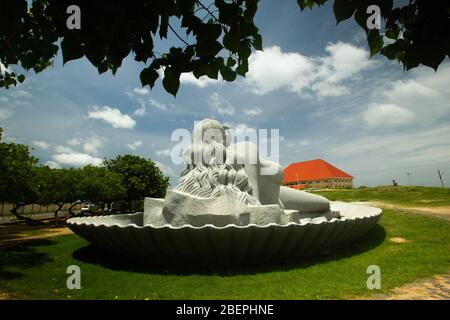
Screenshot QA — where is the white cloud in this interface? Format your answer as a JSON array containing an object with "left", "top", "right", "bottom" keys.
[
  {"left": 244, "top": 42, "right": 373, "bottom": 98},
  {"left": 311, "top": 81, "right": 349, "bottom": 98},
  {"left": 156, "top": 148, "right": 172, "bottom": 157},
  {"left": 330, "top": 125, "right": 450, "bottom": 159},
  {"left": 208, "top": 92, "right": 235, "bottom": 116},
  {"left": 0, "top": 108, "right": 11, "bottom": 120},
  {"left": 363, "top": 103, "right": 416, "bottom": 128},
  {"left": 52, "top": 152, "right": 103, "bottom": 167},
  {"left": 9, "top": 89, "right": 32, "bottom": 98},
  {"left": 148, "top": 98, "right": 167, "bottom": 110},
  {"left": 33, "top": 140, "right": 50, "bottom": 149},
  {"left": 245, "top": 46, "right": 315, "bottom": 95},
  {"left": 153, "top": 160, "right": 177, "bottom": 177},
  {"left": 67, "top": 138, "right": 81, "bottom": 146},
  {"left": 299, "top": 139, "right": 311, "bottom": 147},
  {"left": 318, "top": 42, "right": 372, "bottom": 84},
  {"left": 83, "top": 135, "right": 105, "bottom": 155},
  {"left": 127, "top": 140, "right": 143, "bottom": 150},
  {"left": 381, "top": 78, "right": 443, "bottom": 121},
  {"left": 125, "top": 87, "right": 150, "bottom": 98},
  {"left": 180, "top": 72, "right": 220, "bottom": 88},
  {"left": 243, "top": 106, "right": 263, "bottom": 117},
  {"left": 45, "top": 161, "right": 61, "bottom": 169},
  {"left": 132, "top": 87, "right": 150, "bottom": 95},
  {"left": 87, "top": 105, "right": 135, "bottom": 129},
  {"left": 358, "top": 64, "right": 450, "bottom": 130},
  {"left": 54, "top": 145, "right": 75, "bottom": 153},
  {"left": 133, "top": 104, "right": 146, "bottom": 117}
]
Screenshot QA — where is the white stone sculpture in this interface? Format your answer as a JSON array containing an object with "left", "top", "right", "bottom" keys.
[
  {"left": 67, "top": 119, "right": 382, "bottom": 267},
  {"left": 146, "top": 118, "right": 338, "bottom": 227}
]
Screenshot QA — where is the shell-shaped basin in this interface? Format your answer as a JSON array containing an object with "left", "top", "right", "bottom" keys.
[{"left": 67, "top": 202, "right": 382, "bottom": 267}]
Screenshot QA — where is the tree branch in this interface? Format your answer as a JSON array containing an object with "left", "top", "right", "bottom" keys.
[
  {"left": 196, "top": 0, "right": 220, "bottom": 23},
  {"left": 168, "top": 24, "right": 191, "bottom": 47}
]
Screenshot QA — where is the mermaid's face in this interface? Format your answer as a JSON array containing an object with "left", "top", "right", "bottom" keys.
[{"left": 193, "top": 119, "right": 230, "bottom": 147}]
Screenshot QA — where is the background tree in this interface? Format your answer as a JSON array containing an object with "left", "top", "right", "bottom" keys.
[
  {"left": 64, "top": 168, "right": 84, "bottom": 216},
  {"left": 78, "top": 165, "right": 126, "bottom": 214},
  {"left": 0, "top": 136, "right": 38, "bottom": 221},
  {"left": 104, "top": 155, "right": 169, "bottom": 211},
  {"left": 0, "top": 0, "right": 448, "bottom": 96},
  {"left": 34, "top": 166, "right": 77, "bottom": 220}
]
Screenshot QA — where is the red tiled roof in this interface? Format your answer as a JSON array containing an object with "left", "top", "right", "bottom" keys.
[{"left": 284, "top": 159, "right": 353, "bottom": 184}]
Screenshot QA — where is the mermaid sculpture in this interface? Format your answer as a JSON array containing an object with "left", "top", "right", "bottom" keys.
[
  {"left": 144, "top": 119, "right": 337, "bottom": 227},
  {"left": 67, "top": 118, "right": 381, "bottom": 266}
]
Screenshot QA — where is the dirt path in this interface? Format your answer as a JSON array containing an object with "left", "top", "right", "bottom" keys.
[
  {"left": 353, "top": 202, "right": 450, "bottom": 299},
  {"left": 0, "top": 225, "right": 73, "bottom": 249},
  {"left": 359, "top": 273, "right": 450, "bottom": 300},
  {"left": 352, "top": 201, "right": 450, "bottom": 221}
]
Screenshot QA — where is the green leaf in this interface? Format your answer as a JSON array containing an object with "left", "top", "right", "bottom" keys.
[
  {"left": 367, "top": 29, "right": 384, "bottom": 57},
  {"left": 354, "top": 7, "right": 369, "bottom": 32},
  {"left": 223, "top": 28, "right": 240, "bottom": 52},
  {"left": 404, "top": 48, "right": 420, "bottom": 70},
  {"left": 85, "top": 43, "right": 105, "bottom": 66},
  {"left": 162, "top": 67, "right": 180, "bottom": 96},
  {"left": 226, "top": 57, "right": 236, "bottom": 68},
  {"left": 252, "top": 34, "right": 263, "bottom": 51},
  {"left": 159, "top": 14, "right": 169, "bottom": 39},
  {"left": 381, "top": 39, "right": 405, "bottom": 60},
  {"left": 140, "top": 67, "right": 159, "bottom": 89},
  {"left": 239, "top": 40, "right": 252, "bottom": 59},
  {"left": 220, "top": 67, "right": 237, "bottom": 82},
  {"left": 420, "top": 46, "right": 446, "bottom": 71},
  {"left": 236, "top": 59, "right": 249, "bottom": 76},
  {"left": 97, "top": 61, "right": 108, "bottom": 74},
  {"left": 206, "top": 61, "right": 220, "bottom": 79},
  {"left": 61, "top": 37, "right": 84, "bottom": 65},
  {"left": 196, "top": 41, "right": 223, "bottom": 58},
  {"left": 333, "top": 0, "right": 355, "bottom": 24},
  {"left": 193, "top": 62, "right": 209, "bottom": 78},
  {"left": 17, "top": 75, "right": 25, "bottom": 83},
  {"left": 385, "top": 27, "right": 400, "bottom": 40}
]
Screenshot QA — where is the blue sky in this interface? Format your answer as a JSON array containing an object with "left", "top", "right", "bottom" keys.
[{"left": 1, "top": 1, "right": 450, "bottom": 187}]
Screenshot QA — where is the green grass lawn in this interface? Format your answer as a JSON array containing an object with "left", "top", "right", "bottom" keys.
[
  {"left": 312, "top": 186, "right": 450, "bottom": 207},
  {"left": 1, "top": 208, "right": 449, "bottom": 299}
]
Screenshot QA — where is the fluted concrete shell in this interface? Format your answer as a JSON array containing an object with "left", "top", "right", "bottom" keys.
[{"left": 67, "top": 202, "right": 381, "bottom": 267}]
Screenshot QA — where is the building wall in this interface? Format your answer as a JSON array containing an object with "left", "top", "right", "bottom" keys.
[{"left": 285, "top": 178, "right": 353, "bottom": 189}]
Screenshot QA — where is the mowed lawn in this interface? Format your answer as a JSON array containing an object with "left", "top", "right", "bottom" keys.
[
  {"left": 312, "top": 186, "right": 450, "bottom": 207},
  {"left": 1, "top": 207, "right": 449, "bottom": 299}
]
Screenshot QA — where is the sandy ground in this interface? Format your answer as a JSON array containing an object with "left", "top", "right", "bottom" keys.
[
  {"left": 351, "top": 201, "right": 450, "bottom": 221},
  {"left": 359, "top": 273, "right": 450, "bottom": 300},
  {"left": 0, "top": 225, "right": 73, "bottom": 250}
]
